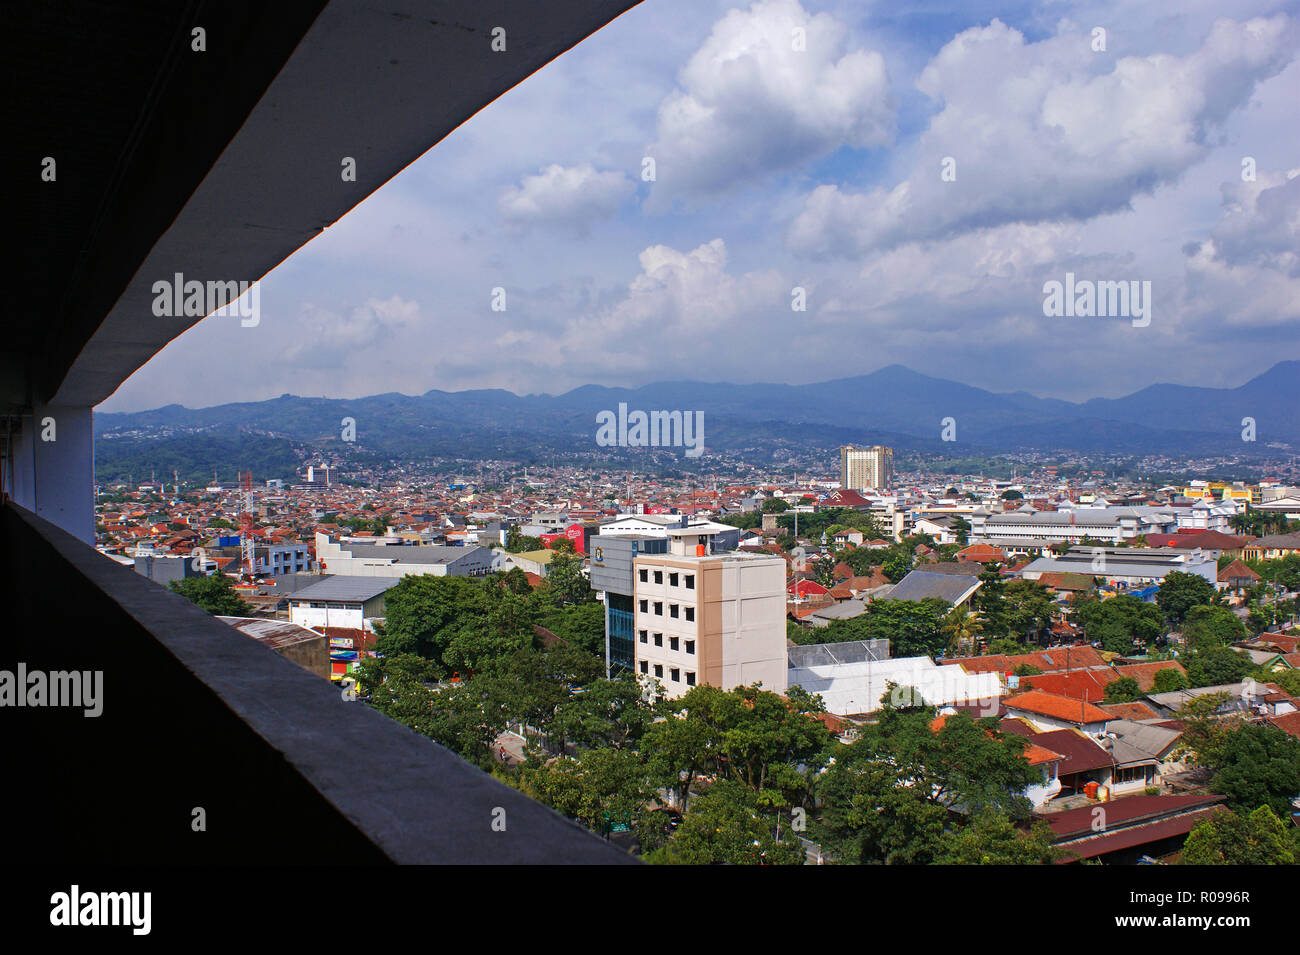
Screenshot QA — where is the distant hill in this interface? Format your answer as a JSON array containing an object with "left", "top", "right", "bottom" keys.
[{"left": 94, "top": 361, "right": 1299, "bottom": 475}]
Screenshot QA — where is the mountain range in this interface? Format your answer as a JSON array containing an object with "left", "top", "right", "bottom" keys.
[{"left": 94, "top": 361, "right": 1299, "bottom": 477}]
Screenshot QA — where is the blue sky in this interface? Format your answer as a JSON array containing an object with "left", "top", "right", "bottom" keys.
[{"left": 102, "top": 0, "right": 1300, "bottom": 412}]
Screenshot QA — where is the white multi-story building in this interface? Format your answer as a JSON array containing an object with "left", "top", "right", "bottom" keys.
[
  {"left": 631, "top": 526, "right": 787, "bottom": 699},
  {"left": 315, "top": 532, "right": 500, "bottom": 578},
  {"left": 968, "top": 505, "right": 1179, "bottom": 546}
]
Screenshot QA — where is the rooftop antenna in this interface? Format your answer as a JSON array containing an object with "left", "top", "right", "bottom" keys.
[{"left": 239, "top": 470, "right": 256, "bottom": 577}]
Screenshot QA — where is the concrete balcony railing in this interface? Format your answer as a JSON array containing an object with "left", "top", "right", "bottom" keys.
[{"left": 0, "top": 502, "right": 636, "bottom": 864}]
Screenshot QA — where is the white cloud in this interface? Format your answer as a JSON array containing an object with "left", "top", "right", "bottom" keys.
[
  {"left": 1183, "top": 167, "right": 1300, "bottom": 329},
  {"left": 498, "top": 163, "right": 635, "bottom": 234},
  {"left": 1198, "top": 167, "right": 1300, "bottom": 274},
  {"left": 501, "top": 238, "right": 786, "bottom": 373},
  {"left": 788, "top": 15, "right": 1296, "bottom": 257},
  {"left": 284, "top": 296, "right": 420, "bottom": 366},
  {"left": 644, "top": 0, "right": 894, "bottom": 209}
]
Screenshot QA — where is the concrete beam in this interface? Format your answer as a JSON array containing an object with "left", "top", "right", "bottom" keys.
[{"left": 55, "top": 0, "right": 640, "bottom": 407}]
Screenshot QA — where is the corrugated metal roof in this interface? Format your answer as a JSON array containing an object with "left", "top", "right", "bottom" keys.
[{"left": 285, "top": 577, "right": 397, "bottom": 602}]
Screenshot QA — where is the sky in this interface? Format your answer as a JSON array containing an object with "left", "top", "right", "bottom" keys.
[{"left": 101, "top": 0, "right": 1300, "bottom": 413}]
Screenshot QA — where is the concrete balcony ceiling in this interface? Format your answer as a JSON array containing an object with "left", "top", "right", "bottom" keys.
[{"left": 12, "top": 0, "right": 640, "bottom": 409}]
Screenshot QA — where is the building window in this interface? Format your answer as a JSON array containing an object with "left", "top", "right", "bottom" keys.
[
  {"left": 653, "top": 633, "right": 663, "bottom": 647},
  {"left": 685, "top": 574, "right": 695, "bottom": 589},
  {"left": 669, "top": 572, "right": 679, "bottom": 587},
  {"left": 670, "top": 636, "right": 679, "bottom": 651},
  {"left": 686, "top": 671, "right": 696, "bottom": 686},
  {"left": 654, "top": 570, "right": 663, "bottom": 584},
  {"left": 639, "top": 630, "right": 648, "bottom": 644},
  {"left": 639, "top": 660, "right": 648, "bottom": 674},
  {"left": 686, "top": 640, "right": 695, "bottom": 655},
  {"left": 670, "top": 668, "right": 680, "bottom": 683},
  {"left": 685, "top": 607, "right": 694, "bottom": 622},
  {"left": 639, "top": 599, "right": 648, "bottom": 613},
  {"left": 639, "top": 568, "right": 648, "bottom": 582},
  {"left": 670, "top": 604, "right": 679, "bottom": 618},
  {"left": 654, "top": 664, "right": 663, "bottom": 679},
  {"left": 654, "top": 601, "right": 663, "bottom": 615}
]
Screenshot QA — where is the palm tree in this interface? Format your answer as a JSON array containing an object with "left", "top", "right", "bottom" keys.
[
  {"left": 942, "top": 606, "right": 984, "bottom": 656},
  {"left": 1228, "top": 513, "right": 1251, "bottom": 535}
]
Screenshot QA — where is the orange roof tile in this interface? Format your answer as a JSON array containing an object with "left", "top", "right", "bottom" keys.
[{"left": 1002, "top": 691, "right": 1111, "bottom": 724}]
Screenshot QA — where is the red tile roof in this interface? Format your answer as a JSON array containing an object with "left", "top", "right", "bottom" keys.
[
  {"left": 1267, "top": 710, "right": 1300, "bottom": 739},
  {"left": 1045, "top": 793, "right": 1225, "bottom": 840},
  {"left": 956, "top": 543, "right": 1005, "bottom": 563},
  {"left": 1019, "top": 669, "right": 1117, "bottom": 702},
  {"left": 1054, "top": 805, "right": 1225, "bottom": 863},
  {"left": 1099, "top": 701, "right": 1161, "bottom": 721},
  {"left": 1005, "top": 727, "right": 1113, "bottom": 774},
  {"left": 1218, "top": 559, "right": 1260, "bottom": 583},
  {"left": 789, "top": 579, "right": 829, "bottom": 597},
  {"left": 950, "top": 645, "right": 1107, "bottom": 676},
  {"left": 1165, "top": 531, "right": 1253, "bottom": 551},
  {"left": 1002, "top": 691, "right": 1111, "bottom": 724},
  {"left": 1113, "top": 660, "right": 1186, "bottom": 692}
]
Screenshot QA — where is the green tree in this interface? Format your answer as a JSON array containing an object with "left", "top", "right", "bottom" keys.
[
  {"left": 1184, "top": 646, "right": 1252, "bottom": 688},
  {"left": 543, "top": 552, "right": 595, "bottom": 607},
  {"left": 373, "top": 574, "right": 489, "bottom": 668},
  {"left": 1182, "top": 604, "right": 1247, "bottom": 651},
  {"left": 1001, "top": 580, "right": 1057, "bottom": 644},
  {"left": 1208, "top": 723, "right": 1300, "bottom": 818},
  {"left": 1072, "top": 593, "right": 1165, "bottom": 654},
  {"left": 813, "top": 707, "right": 1038, "bottom": 864},
  {"left": 1156, "top": 571, "right": 1217, "bottom": 625},
  {"left": 1173, "top": 692, "right": 1237, "bottom": 769},
  {"left": 814, "top": 755, "right": 948, "bottom": 863},
  {"left": 550, "top": 670, "right": 656, "bottom": 751},
  {"left": 474, "top": 644, "right": 604, "bottom": 754},
  {"left": 534, "top": 601, "right": 606, "bottom": 655},
  {"left": 761, "top": 498, "right": 789, "bottom": 514},
  {"left": 353, "top": 655, "right": 505, "bottom": 767},
  {"left": 643, "top": 684, "right": 832, "bottom": 811},
  {"left": 168, "top": 574, "right": 250, "bottom": 616},
  {"left": 972, "top": 566, "right": 1007, "bottom": 635},
  {"left": 1180, "top": 805, "right": 1299, "bottom": 865},
  {"left": 942, "top": 605, "right": 983, "bottom": 656},
  {"left": 520, "top": 747, "right": 654, "bottom": 834},
  {"left": 505, "top": 525, "right": 544, "bottom": 553},
  {"left": 822, "top": 599, "right": 950, "bottom": 658},
  {"left": 951, "top": 516, "right": 972, "bottom": 546},
  {"left": 1255, "top": 668, "right": 1300, "bottom": 697},
  {"left": 1103, "top": 676, "right": 1142, "bottom": 704},
  {"left": 499, "top": 566, "right": 532, "bottom": 594},
  {"left": 644, "top": 780, "right": 804, "bottom": 865},
  {"left": 933, "top": 808, "right": 1060, "bottom": 865},
  {"left": 1151, "top": 667, "right": 1189, "bottom": 693},
  {"left": 881, "top": 550, "right": 912, "bottom": 583}
]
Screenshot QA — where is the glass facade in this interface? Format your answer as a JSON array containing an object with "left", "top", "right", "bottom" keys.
[{"left": 607, "top": 592, "right": 635, "bottom": 673}]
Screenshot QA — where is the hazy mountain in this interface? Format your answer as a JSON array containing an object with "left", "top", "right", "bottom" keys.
[{"left": 95, "top": 361, "right": 1298, "bottom": 465}]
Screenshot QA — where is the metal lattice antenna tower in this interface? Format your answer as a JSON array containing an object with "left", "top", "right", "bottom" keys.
[{"left": 239, "top": 470, "right": 256, "bottom": 576}]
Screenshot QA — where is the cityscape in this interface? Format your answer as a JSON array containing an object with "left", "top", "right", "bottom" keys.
[
  {"left": 6, "top": 0, "right": 1300, "bottom": 933},
  {"left": 91, "top": 429, "right": 1300, "bottom": 865}
]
